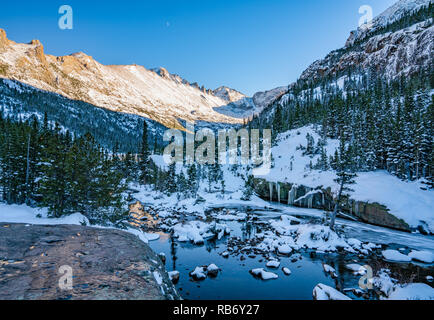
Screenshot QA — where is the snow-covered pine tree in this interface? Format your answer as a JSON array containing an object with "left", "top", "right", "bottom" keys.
[{"left": 330, "top": 135, "right": 357, "bottom": 230}]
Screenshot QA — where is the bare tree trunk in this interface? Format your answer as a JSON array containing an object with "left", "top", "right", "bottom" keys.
[
  {"left": 25, "top": 133, "right": 31, "bottom": 205},
  {"left": 330, "top": 202, "right": 338, "bottom": 231},
  {"left": 330, "top": 180, "right": 344, "bottom": 231}
]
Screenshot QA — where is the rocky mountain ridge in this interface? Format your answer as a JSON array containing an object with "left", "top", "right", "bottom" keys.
[
  {"left": 0, "top": 30, "right": 262, "bottom": 129},
  {"left": 299, "top": 0, "right": 433, "bottom": 84}
]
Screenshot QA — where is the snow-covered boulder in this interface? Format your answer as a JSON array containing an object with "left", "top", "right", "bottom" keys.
[
  {"left": 347, "top": 238, "right": 362, "bottom": 248},
  {"left": 249, "top": 268, "right": 278, "bottom": 280},
  {"left": 323, "top": 264, "right": 338, "bottom": 278},
  {"left": 282, "top": 267, "right": 292, "bottom": 275},
  {"left": 345, "top": 264, "right": 367, "bottom": 275},
  {"left": 172, "top": 221, "right": 229, "bottom": 244},
  {"left": 295, "top": 225, "right": 349, "bottom": 252},
  {"left": 408, "top": 250, "right": 434, "bottom": 263},
  {"left": 372, "top": 269, "right": 396, "bottom": 297},
  {"left": 382, "top": 249, "right": 411, "bottom": 262},
  {"left": 313, "top": 284, "right": 351, "bottom": 300},
  {"left": 266, "top": 260, "right": 280, "bottom": 268},
  {"left": 158, "top": 252, "right": 166, "bottom": 264},
  {"left": 207, "top": 264, "right": 220, "bottom": 277},
  {"left": 168, "top": 271, "right": 180, "bottom": 284},
  {"left": 277, "top": 245, "right": 292, "bottom": 255},
  {"left": 190, "top": 267, "right": 207, "bottom": 281}
]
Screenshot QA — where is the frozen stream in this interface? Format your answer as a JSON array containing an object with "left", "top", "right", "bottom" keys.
[{"left": 148, "top": 204, "right": 434, "bottom": 300}]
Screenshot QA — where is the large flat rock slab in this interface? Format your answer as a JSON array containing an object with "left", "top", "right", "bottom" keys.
[{"left": 0, "top": 223, "right": 180, "bottom": 300}]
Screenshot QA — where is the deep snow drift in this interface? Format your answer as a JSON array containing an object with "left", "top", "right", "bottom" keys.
[{"left": 255, "top": 125, "right": 434, "bottom": 233}]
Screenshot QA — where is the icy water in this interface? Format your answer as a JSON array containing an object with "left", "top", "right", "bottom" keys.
[{"left": 148, "top": 215, "right": 434, "bottom": 300}]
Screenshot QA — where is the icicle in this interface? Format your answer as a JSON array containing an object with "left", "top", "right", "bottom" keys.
[
  {"left": 308, "top": 195, "right": 313, "bottom": 209},
  {"left": 288, "top": 185, "right": 295, "bottom": 205},
  {"left": 277, "top": 183, "right": 281, "bottom": 203},
  {"left": 269, "top": 182, "right": 273, "bottom": 202},
  {"left": 355, "top": 201, "right": 359, "bottom": 215},
  {"left": 304, "top": 187, "right": 310, "bottom": 207}
]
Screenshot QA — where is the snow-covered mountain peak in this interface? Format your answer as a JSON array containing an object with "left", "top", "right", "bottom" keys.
[
  {"left": 0, "top": 30, "right": 262, "bottom": 128},
  {"left": 375, "top": 0, "right": 431, "bottom": 27},
  {"left": 300, "top": 0, "right": 433, "bottom": 84},
  {"left": 213, "top": 86, "right": 247, "bottom": 103},
  {"left": 346, "top": 0, "right": 432, "bottom": 46}
]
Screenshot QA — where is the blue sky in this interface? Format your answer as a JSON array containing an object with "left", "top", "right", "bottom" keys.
[{"left": 0, "top": 0, "right": 396, "bottom": 95}]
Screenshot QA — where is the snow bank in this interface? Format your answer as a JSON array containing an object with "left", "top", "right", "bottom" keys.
[
  {"left": 373, "top": 268, "right": 434, "bottom": 300},
  {"left": 388, "top": 283, "right": 434, "bottom": 300},
  {"left": 0, "top": 203, "right": 89, "bottom": 225},
  {"left": 0, "top": 203, "right": 159, "bottom": 245}
]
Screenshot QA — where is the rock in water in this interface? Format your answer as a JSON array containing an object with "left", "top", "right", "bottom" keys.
[
  {"left": 282, "top": 267, "right": 292, "bottom": 276},
  {"left": 313, "top": 284, "right": 351, "bottom": 300},
  {"left": 345, "top": 264, "right": 367, "bottom": 275},
  {"left": 168, "top": 271, "right": 180, "bottom": 284},
  {"left": 322, "top": 264, "right": 338, "bottom": 278},
  {"left": 158, "top": 252, "right": 166, "bottom": 264},
  {"left": 190, "top": 267, "right": 207, "bottom": 281},
  {"left": 249, "top": 268, "right": 278, "bottom": 280},
  {"left": 266, "top": 260, "right": 280, "bottom": 268},
  {"left": 207, "top": 264, "right": 220, "bottom": 277}
]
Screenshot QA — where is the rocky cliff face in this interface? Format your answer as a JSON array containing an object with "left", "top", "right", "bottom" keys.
[
  {"left": 0, "top": 223, "right": 180, "bottom": 300},
  {"left": 253, "top": 86, "right": 288, "bottom": 113},
  {"left": 347, "top": 0, "right": 432, "bottom": 46},
  {"left": 252, "top": 178, "right": 412, "bottom": 233},
  {"left": 299, "top": 0, "right": 433, "bottom": 84}
]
